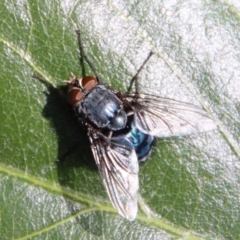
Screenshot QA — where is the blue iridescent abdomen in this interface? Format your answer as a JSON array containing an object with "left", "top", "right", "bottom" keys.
[
  {"left": 112, "top": 118, "right": 155, "bottom": 162},
  {"left": 125, "top": 121, "right": 155, "bottom": 162}
]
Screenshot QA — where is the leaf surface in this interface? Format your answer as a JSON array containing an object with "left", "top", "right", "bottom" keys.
[{"left": 0, "top": 0, "right": 240, "bottom": 239}]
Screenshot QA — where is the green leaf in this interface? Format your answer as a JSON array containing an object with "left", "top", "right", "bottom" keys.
[{"left": 0, "top": 0, "right": 240, "bottom": 239}]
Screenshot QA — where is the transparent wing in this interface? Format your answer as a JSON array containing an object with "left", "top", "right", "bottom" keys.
[
  {"left": 124, "top": 93, "right": 216, "bottom": 137},
  {"left": 88, "top": 129, "right": 139, "bottom": 221}
]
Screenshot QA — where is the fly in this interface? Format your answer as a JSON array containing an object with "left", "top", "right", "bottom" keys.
[
  {"left": 64, "top": 30, "right": 216, "bottom": 221},
  {"left": 34, "top": 29, "right": 216, "bottom": 221}
]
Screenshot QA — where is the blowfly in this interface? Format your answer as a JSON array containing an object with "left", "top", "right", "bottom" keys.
[{"left": 35, "top": 29, "right": 216, "bottom": 221}]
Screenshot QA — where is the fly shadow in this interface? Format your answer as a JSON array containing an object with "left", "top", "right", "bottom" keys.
[
  {"left": 32, "top": 30, "right": 100, "bottom": 190},
  {"left": 37, "top": 79, "right": 98, "bottom": 187},
  {"left": 32, "top": 30, "right": 99, "bottom": 189}
]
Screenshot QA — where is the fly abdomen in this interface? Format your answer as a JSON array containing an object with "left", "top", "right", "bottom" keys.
[
  {"left": 125, "top": 121, "right": 155, "bottom": 162},
  {"left": 112, "top": 118, "right": 155, "bottom": 162}
]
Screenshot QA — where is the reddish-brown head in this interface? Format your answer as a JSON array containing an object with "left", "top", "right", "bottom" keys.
[{"left": 66, "top": 75, "right": 98, "bottom": 106}]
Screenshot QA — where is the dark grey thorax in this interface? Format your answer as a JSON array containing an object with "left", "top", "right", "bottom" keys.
[{"left": 77, "top": 85, "right": 127, "bottom": 130}]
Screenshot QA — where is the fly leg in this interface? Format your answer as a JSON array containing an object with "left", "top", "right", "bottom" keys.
[
  {"left": 32, "top": 73, "right": 55, "bottom": 90},
  {"left": 56, "top": 140, "right": 91, "bottom": 164},
  {"left": 127, "top": 51, "right": 154, "bottom": 94},
  {"left": 75, "top": 29, "right": 100, "bottom": 81}
]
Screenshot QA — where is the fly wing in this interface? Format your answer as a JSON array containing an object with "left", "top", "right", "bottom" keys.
[
  {"left": 124, "top": 93, "right": 216, "bottom": 137},
  {"left": 88, "top": 129, "right": 139, "bottom": 221}
]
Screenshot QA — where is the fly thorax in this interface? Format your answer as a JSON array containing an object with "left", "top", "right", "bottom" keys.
[
  {"left": 79, "top": 85, "right": 127, "bottom": 131},
  {"left": 107, "top": 108, "right": 127, "bottom": 131}
]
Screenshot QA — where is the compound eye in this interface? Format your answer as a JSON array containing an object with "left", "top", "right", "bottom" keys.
[
  {"left": 67, "top": 88, "right": 84, "bottom": 105},
  {"left": 81, "top": 76, "right": 97, "bottom": 91}
]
